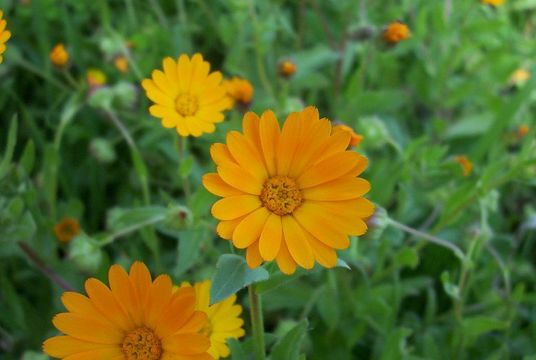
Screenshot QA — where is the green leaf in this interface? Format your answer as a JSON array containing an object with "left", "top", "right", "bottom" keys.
[
  {"left": 0, "top": 115, "right": 18, "bottom": 181},
  {"left": 19, "top": 140, "right": 35, "bottom": 174},
  {"left": 394, "top": 247, "right": 419, "bottom": 269},
  {"left": 210, "top": 254, "right": 269, "bottom": 305},
  {"left": 379, "top": 328, "right": 413, "bottom": 360},
  {"left": 462, "top": 316, "right": 509, "bottom": 344},
  {"left": 271, "top": 319, "right": 308, "bottom": 360},
  {"left": 228, "top": 338, "right": 247, "bottom": 360},
  {"left": 174, "top": 228, "right": 208, "bottom": 276},
  {"left": 179, "top": 155, "right": 194, "bottom": 178},
  {"left": 440, "top": 271, "right": 460, "bottom": 300}
]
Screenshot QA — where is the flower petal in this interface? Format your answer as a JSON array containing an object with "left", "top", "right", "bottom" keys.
[
  {"left": 259, "top": 213, "right": 282, "bottom": 261},
  {"left": 282, "top": 216, "right": 314, "bottom": 269},
  {"left": 232, "top": 207, "right": 270, "bottom": 249},
  {"left": 211, "top": 195, "right": 261, "bottom": 221}
]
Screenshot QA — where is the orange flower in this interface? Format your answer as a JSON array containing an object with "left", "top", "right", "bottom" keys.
[
  {"left": 517, "top": 124, "right": 529, "bottom": 138},
  {"left": 114, "top": 55, "right": 129, "bottom": 74},
  {"left": 383, "top": 21, "right": 411, "bottom": 44},
  {"left": 454, "top": 155, "right": 473, "bottom": 177},
  {"left": 50, "top": 44, "right": 69, "bottom": 68},
  {"left": 278, "top": 60, "right": 297, "bottom": 78},
  {"left": 86, "top": 68, "right": 107, "bottom": 87},
  {"left": 332, "top": 124, "right": 363, "bottom": 147},
  {"left": 480, "top": 0, "right": 505, "bottom": 6},
  {"left": 0, "top": 10, "right": 11, "bottom": 64},
  {"left": 223, "top": 77, "right": 254, "bottom": 108},
  {"left": 509, "top": 68, "right": 530, "bottom": 87},
  {"left": 53, "top": 217, "right": 80, "bottom": 244}
]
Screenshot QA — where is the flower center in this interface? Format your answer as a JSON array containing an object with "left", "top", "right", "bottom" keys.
[
  {"left": 260, "top": 176, "right": 303, "bottom": 216},
  {"left": 122, "top": 327, "right": 162, "bottom": 360},
  {"left": 175, "top": 93, "right": 199, "bottom": 117}
]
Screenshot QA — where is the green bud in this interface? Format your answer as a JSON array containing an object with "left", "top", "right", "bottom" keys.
[
  {"left": 89, "top": 138, "right": 116, "bottom": 164},
  {"left": 69, "top": 233, "right": 103, "bottom": 273},
  {"left": 113, "top": 82, "right": 137, "bottom": 109},
  {"left": 355, "top": 116, "right": 390, "bottom": 149}
]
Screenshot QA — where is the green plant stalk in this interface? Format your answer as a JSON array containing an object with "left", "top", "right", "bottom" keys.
[
  {"left": 248, "top": 284, "right": 266, "bottom": 360},
  {"left": 248, "top": 0, "right": 274, "bottom": 98},
  {"left": 175, "top": 135, "right": 191, "bottom": 199}
]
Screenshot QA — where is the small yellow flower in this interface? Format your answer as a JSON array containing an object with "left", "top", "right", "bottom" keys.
[
  {"left": 142, "top": 53, "right": 232, "bottom": 137},
  {"left": 0, "top": 10, "right": 12, "bottom": 64},
  {"left": 86, "top": 68, "right": 107, "bottom": 87},
  {"left": 114, "top": 55, "right": 129, "bottom": 74},
  {"left": 517, "top": 124, "right": 529, "bottom": 138},
  {"left": 180, "top": 280, "right": 245, "bottom": 359},
  {"left": 203, "top": 106, "right": 373, "bottom": 275},
  {"left": 223, "top": 77, "right": 254, "bottom": 108},
  {"left": 49, "top": 44, "right": 69, "bottom": 68},
  {"left": 454, "top": 155, "right": 473, "bottom": 177},
  {"left": 43, "top": 262, "right": 212, "bottom": 360},
  {"left": 278, "top": 59, "right": 297, "bottom": 78},
  {"left": 480, "top": 0, "right": 505, "bottom": 7},
  {"left": 332, "top": 124, "right": 363, "bottom": 148},
  {"left": 53, "top": 217, "right": 80, "bottom": 244},
  {"left": 383, "top": 21, "right": 411, "bottom": 44},
  {"left": 509, "top": 68, "right": 530, "bottom": 87}
]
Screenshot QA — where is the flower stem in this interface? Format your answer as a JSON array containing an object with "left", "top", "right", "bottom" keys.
[{"left": 248, "top": 284, "right": 266, "bottom": 360}]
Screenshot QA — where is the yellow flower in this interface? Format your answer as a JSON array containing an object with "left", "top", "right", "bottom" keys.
[
  {"left": 142, "top": 53, "right": 232, "bottom": 137},
  {"left": 383, "top": 21, "right": 411, "bottom": 44},
  {"left": 43, "top": 262, "right": 212, "bottom": 360},
  {"left": 202, "top": 106, "right": 374, "bottom": 275},
  {"left": 0, "top": 10, "right": 12, "bottom": 64},
  {"left": 223, "top": 77, "right": 254, "bottom": 108},
  {"left": 278, "top": 60, "right": 297, "bottom": 78},
  {"left": 114, "top": 55, "right": 129, "bottom": 74},
  {"left": 509, "top": 68, "right": 530, "bottom": 87},
  {"left": 480, "top": 0, "right": 505, "bottom": 6},
  {"left": 181, "top": 280, "right": 245, "bottom": 359},
  {"left": 53, "top": 217, "right": 80, "bottom": 244},
  {"left": 332, "top": 124, "right": 363, "bottom": 148},
  {"left": 454, "top": 155, "right": 473, "bottom": 176},
  {"left": 517, "top": 124, "right": 529, "bottom": 138},
  {"left": 50, "top": 44, "right": 69, "bottom": 68},
  {"left": 86, "top": 68, "right": 107, "bottom": 87}
]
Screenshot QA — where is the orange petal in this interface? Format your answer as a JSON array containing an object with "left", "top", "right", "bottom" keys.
[
  {"left": 293, "top": 207, "right": 350, "bottom": 250},
  {"left": 297, "top": 151, "right": 362, "bottom": 189},
  {"left": 202, "top": 173, "right": 244, "bottom": 197},
  {"left": 217, "top": 162, "right": 263, "bottom": 195},
  {"left": 210, "top": 143, "right": 236, "bottom": 166},
  {"left": 155, "top": 287, "right": 196, "bottom": 339},
  {"left": 275, "top": 239, "right": 297, "bottom": 275},
  {"left": 232, "top": 207, "right": 270, "bottom": 249},
  {"left": 43, "top": 336, "right": 117, "bottom": 358},
  {"left": 84, "top": 279, "right": 133, "bottom": 331},
  {"left": 129, "top": 261, "right": 152, "bottom": 317},
  {"left": 259, "top": 213, "right": 282, "bottom": 261},
  {"left": 108, "top": 264, "right": 142, "bottom": 326},
  {"left": 145, "top": 274, "right": 173, "bottom": 330},
  {"left": 52, "top": 313, "right": 123, "bottom": 344},
  {"left": 226, "top": 131, "right": 268, "bottom": 180},
  {"left": 211, "top": 195, "right": 261, "bottom": 221},
  {"left": 302, "top": 177, "right": 371, "bottom": 201},
  {"left": 163, "top": 333, "right": 210, "bottom": 355},
  {"left": 304, "top": 230, "right": 338, "bottom": 268},
  {"left": 276, "top": 112, "right": 301, "bottom": 176},
  {"left": 282, "top": 216, "right": 314, "bottom": 269},
  {"left": 246, "top": 242, "right": 263, "bottom": 268},
  {"left": 259, "top": 110, "right": 280, "bottom": 176}
]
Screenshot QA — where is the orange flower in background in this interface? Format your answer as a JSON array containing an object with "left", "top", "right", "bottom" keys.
[
  {"left": 509, "top": 68, "right": 530, "bottom": 87},
  {"left": 142, "top": 53, "right": 232, "bottom": 137},
  {"left": 454, "top": 155, "right": 473, "bottom": 176},
  {"left": 223, "top": 77, "right": 254, "bottom": 108},
  {"left": 480, "top": 0, "right": 505, "bottom": 6},
  {"left": 203, "top": 106, "right": 374, "bottom": 275},
  {"left": 53, "top": 217, "right": 80, "bottom": 244},
  {"left": 278, "top": 59, "right": 297, "bottom": 78},
  {"left": 50, "top": 44, "right": 69, "bottom": 68},
  {"left": 517, "top": 124, "right": 529, "bottom": 138},
  {"left": 86, "top": 68, "right": 107, "bottom": 87},
  {"left": 43, "top": 262, "right": 212, "bottom": 360},
  {"left": 180, "top": 280, "right": 245, "bottom": 359},
  {"left": 0, "top": 10, "right": 11, "bottom": 64},
  {"left": 333, "top": 124, "right": 363, "bottom": 148},
  {"left": 383, "top": 21, "right": 411, "bottom": 44},
  {"left": 114, "top": 55, "right": 129, "bottom": 73}
]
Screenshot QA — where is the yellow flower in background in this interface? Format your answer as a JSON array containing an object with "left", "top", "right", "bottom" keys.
[
  {"left": 332, "top": 124, "right": 363, "bottom": 148},
  {"left": 223, "top": 77, "right": 254, "bottom": 108},
  {"left": 43, "top": 262, "right": 212, "bottom": 360},
  {"left": 86, "top": 68, "right": 107, "bottom": 87},
  {"left": 114, "top": 55, "right": 129, "bottom": 73},
  {"left": 142, "top": 53, "right": 232, "bottom": 137},
  {"left": 454, "top": 155, "right": 473, "bottom": 176},
  {"left": 203, "top": 106, "right": 374, "bottom": 275},
  {"left": 0, "top": 10, "right": 12, "bottom": 64},
  {"left": 53, "top": 217, "right": 80, "bottom": 244},
  {"left": 480, "top": 0, "right": 505, "bottom": 6},
  {"left": 278, "top": 59, "right": 297, "bottom": 78},
  {"left": 50, "top": 44, "right": 69, "bottom": 68},
  {"left": 509, "top": 68, "right": 530, "bottom": 87},
  {"left": 181, "top": 280, "right": 245, "bottom": 359},
  {"left": 517, "top": 124, "right": 529, "bottom": 138},
  {"left": 383, "top": 21, "right": 411, "bottom": 44}
]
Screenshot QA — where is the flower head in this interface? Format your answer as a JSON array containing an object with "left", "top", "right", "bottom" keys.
[
  {"left": 114, "top": 55, "right": 129, "bottom": 74},
  {"left": 509, "top": 68, "right": 530, "bottom": 87},
  {"left": 50, "top": 44, "right": 69, "bottom": 68},
  {"left": 54, "top": 217, "right": 80, "bottom": 244},
  {"left": 203, "top": 106, "right": 374, "bottom": 275},
  {"left": 278, "top": 60, "right": 297, "bottom": 78},
  {"left": 480, "top": 0, "right": 505, "bottom": 6},
  {"left": 517, "top": 124, "right": 529, "bottom": 138},
  {"left": 180, "top": 280, "right": 245, "bottom": 359},
  {"left": 43, "top": 262, "right": 212, "bottom": 360},
  {"left": 142, "top": 53, "right": 232, "bottom": 137},
  {"left": 223, "top": 77, "right": 254, "bottom": 109},
  {"left": 0, "top": 10, "right": 12, "bottom": 64},
  {"left": 454, "top": 155, "right": 473, "bottom": 176},
  {"left": 383, "top": 21, "right": 411, "bottom": 44},
  {"left": 332, "top": 124, "right": 363, "bottom": 148},
  {"left": 86, "top": 68, "right": 107, "bottom": 88}
]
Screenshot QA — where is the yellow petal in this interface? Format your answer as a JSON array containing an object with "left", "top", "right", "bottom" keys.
[
  {"left": 216, "top": 217, "right": 244, "bottom": 240},
  {"left": 259, "top": 110, "right": 280, "bottom": 176},
  {"left": 210, "top": 143, "right": 236, "bottom": 165},
  {"left": 297, "top": 151, "right": 362, "bottom": 189},
  {"left": 226, "top": 131, "right": 267, "bottom": 181},
  {"left": 293, "top": 206, "right": 350, "bottom": 249},
  {"left": 217, "top": 162, "right": 263, "bottom": 195},
  {"left": 202, "top": 173, "right": 244, "bottom": 197},
  {"left": 211, "top": 195, "right": 261, "bottom": 220},
  {"left": 232, "top": 207, "right": 270, "bottom": 249},
  {"left": 302, "top": 177, "right": 371, "bottom": 201},
  {"left": 276, "top": 112, "right": 301, "bottom": 176},
  {"left": 259, "top": 213, "right": 282, "bottom": 261},
  {"left": 246, "top": 242, "right": 263, "bottom": 268},
  {"left": 282, "top": 216, "right": 314, "bottom": 269},
  {"left": 275, "top": 239, "right": 297, "bottom": 275}
]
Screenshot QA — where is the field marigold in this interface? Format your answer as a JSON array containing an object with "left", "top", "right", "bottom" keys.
[
  {"left": 142, "top": 53, "right": 232, "bottom": 137},
  {"left": 223, "top": 77, "right": 253, "bottom": 108},
  {"left": 180, "top": 280, "right": 245, "bottom": 359},
  {"left": 203, "top": 106, "right": 374, "bottom": 274},
  {"left": 509, "top": 68, "right": 530, "bottom": 87},
  {"left": 480, "top": 0, "right": 505, "bottom": 6},
  {"left": 86, "top": 68, "right": 107, "bottom": 87},
  {"left": 333, "top": 124, "right": 363, "bottom": 148},
  {"left": 53, "top": 217, "right": 80, "bottom": 244},
  {"left": 114, "top": 55, "right": 129, "bottom": 73},
  {"left": 43, "top": 262, "right": 212, "bottom": 360},
  {"left": 383, "top": 21, "right": 410, "bottom": 44},
  {"left": 454, "top": 155, "right": 473, "bottom": 176},
  {"left": 278, "top": 60, "right": 297, "bottom": 78},
  {"left": 50, "top": 44, "right": 69, "bottom": 68},
  {"left": 517, "top": 124, "right": 529, "bottom": 138},
  {"left": 0, "top": 10, "right": 11, "bottom": 64}
]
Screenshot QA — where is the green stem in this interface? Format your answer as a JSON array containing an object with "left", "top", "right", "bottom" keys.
[
  {"left": 175, "top": 135, "right": 191, "bottom": 199},
  {"left": 247, "top": 0, "right": 274, "bottom": 98},
  {"left": 248, "top": 284, "right": 266, "bottom": 360}
]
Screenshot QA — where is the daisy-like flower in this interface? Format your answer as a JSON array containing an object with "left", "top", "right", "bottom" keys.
[
  {"left": 115, "top": 55, "right": 129, "bottom": 74},
  {"left": 223, "top": 77, "right": 253, "bottom": 109},
  {"left": 509, "top": 68, "right": 530, "bottom": 87},
  {"left": 278, "top": 60, "right": 296, "bottom": 79},
  {"left": 86, "top": 68, "right": 107, "bottom": 88},
  {"left": 454, "top": 155, "right": 473, "bottom": 176},
  {"left": 0, "top": 10, "right": 11, "bottom": 64},
  {"left": 50, "top": 44, "right": 69, "bottom": 68},
  {"left": 180, "top": 280, "right": 245, "bottom": 359},
  {"left": 142, "top": 53, "right": 232, "bottom": 137},
  {"left": 517, "top": 124, "right": 529, "bottom": 138},
  {"left": 480, "top": 0, "right": 505, "bottom": 6},
  {"left": 333, "top": 124, "right": 363, "bottom": 148},
  {"left": 54, "top": 217, "right": 80, "bottom": 244},
  {"left": 202, "top": 106, "right": 374, "bottom": 275},
  {"left": 43, "top": 262, "right": 212, "bottom": 359},
  {"left": 383, "top": 21, "right": 411, "bottom": 45}
]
